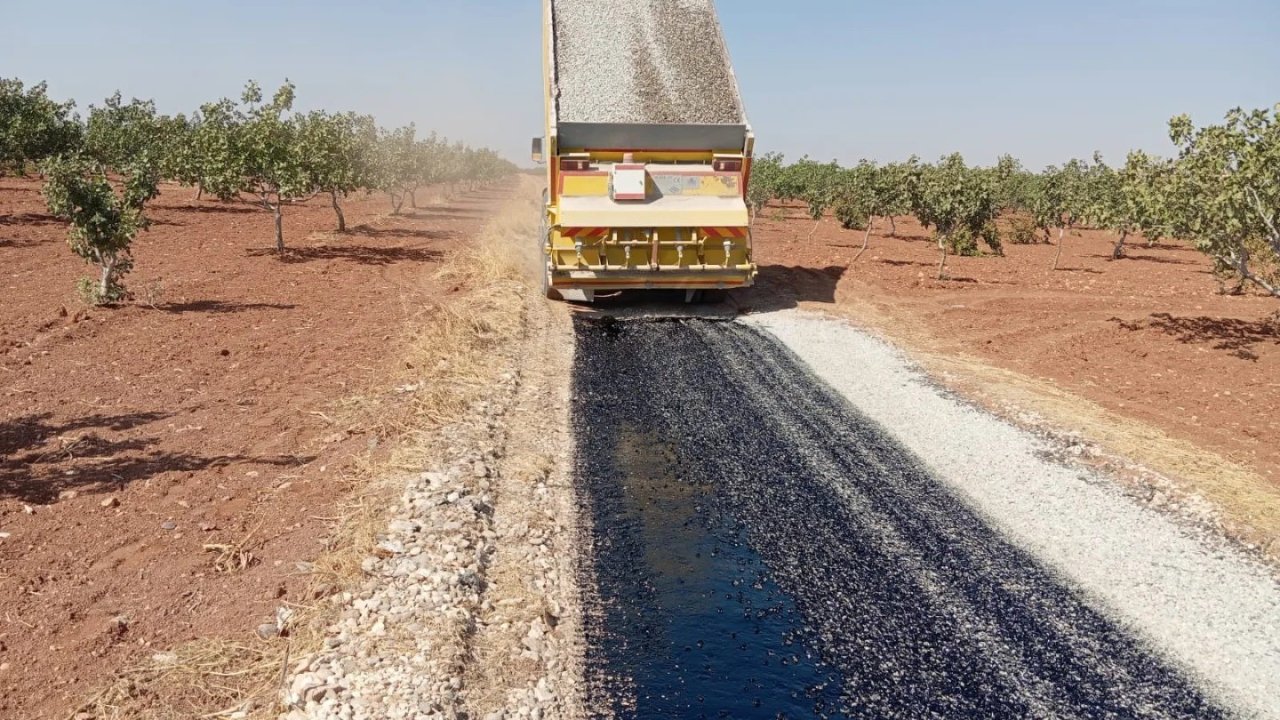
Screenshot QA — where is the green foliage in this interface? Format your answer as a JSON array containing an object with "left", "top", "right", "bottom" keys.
[
  {"left": 833, "top": 160, "right": 875, "bottom": 230},
  {"left": 42, "top": 155, "right": 158, "bottom": 304},
  {"left": 85, "top": 92, "right": 188, "bottom": 178},
  {"left": 747, "top": 151, "right": 784, "bottom": 218},
  {"left": 1165, "top": 105, "right": 1280, "bottom": 295},
  {"left": 872, "top": 160, "right": 912, "bottom": 221},
  {"left": 0, "top": 78, "right": 82, "bottom": 174},
  {"left": 907, "top": 154, "right": 1003, "bottom": 277},
  {"left": 834, "top": 197, "right": 870, "bottom": 230},
  {"left": 1023, "top": 157, "right": 1094, "bottom": 269},
  {"left": 1090, "top": 150, "right": 1175, "bottom": 258},
  {"left": 296, "top": 110, "right": 377, "bottom": 230},
  {"left": 785, "top": 157, "right": 841, "bottom": 221},
  {"left": 948, "top": 228, "right": 980, "bottom": 256},
  {"left": 1030, "top": 159, "right": 1090, "bottom": 235},
  {"left": 1007, "top": 216, "right": 1042, "bottom": 244},
  {"left": 187, "top": 80, "right": 312, "bottom": 252},
  {"left": 992, "top": 154, "right": 1036, "bottom": 213},
  {"left": 373, "top": 124, "right": 419, "bottom": 214},
  {"left": 5, "top": 75, "right": 515, "bottom": 308}
]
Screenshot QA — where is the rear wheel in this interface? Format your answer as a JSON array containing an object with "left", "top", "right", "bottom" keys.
[{"left": 538, "top": 202, "right": 562, "bottom": 301}]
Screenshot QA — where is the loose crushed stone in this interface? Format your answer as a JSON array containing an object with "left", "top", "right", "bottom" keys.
[
  {"left": 746, "top": 309, "right": 1280, "bottom": 720},
  {"left": 572, "top": 317, "right": 1231, "bottom": 719},
  {"left": 553, "top": 0, "right": 745, "bottom": 125}
]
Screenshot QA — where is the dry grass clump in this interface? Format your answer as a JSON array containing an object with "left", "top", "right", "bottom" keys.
[
  {"left": 73, "top": 178, "right": 543, "bottom": 720},
  {"left": 73, "top": 638, "right": 287, "bottom": 720}
]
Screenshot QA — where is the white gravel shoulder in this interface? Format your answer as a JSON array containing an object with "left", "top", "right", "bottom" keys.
[{"left": 744, "top": 309, "right": 1280, "bottom": 720}]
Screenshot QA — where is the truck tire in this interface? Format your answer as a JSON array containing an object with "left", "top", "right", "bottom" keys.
[{"left": 538, "top": 203, "right": 562, "bottom": 301}]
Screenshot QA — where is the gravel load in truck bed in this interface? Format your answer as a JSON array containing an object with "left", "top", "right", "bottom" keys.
[{"left": 553, "top": 0, "right": 745, "bottom": 125}]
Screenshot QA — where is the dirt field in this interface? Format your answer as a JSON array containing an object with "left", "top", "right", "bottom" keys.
[
  {"left": 0, "top": 176, "right": 514, "bottom": 719},
  {"left": 5, "top": 178, "right": 1279, "bottom": 718},
  {"left": 744, "top": 205, "right": 1280, "bottom": 492}
]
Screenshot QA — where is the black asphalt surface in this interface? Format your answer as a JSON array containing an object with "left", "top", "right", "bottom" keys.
[{"left": 571, "top": 317, "right": 1225, "bottom": 720}]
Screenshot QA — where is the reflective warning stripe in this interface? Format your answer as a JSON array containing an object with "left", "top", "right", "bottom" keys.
[
  {"left": 559, "top": 227, "right": 610, "bottom": 239},
  {"left": 700, "top": 227, "right": 748, "bottom": 239}
]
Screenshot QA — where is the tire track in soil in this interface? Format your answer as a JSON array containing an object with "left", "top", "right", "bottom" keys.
[{"left": 571, "top": 317, "right": 1225, "bottom": 719}]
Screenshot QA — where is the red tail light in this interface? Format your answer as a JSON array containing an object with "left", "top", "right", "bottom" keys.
[{"left": 713, "top": 158, "right": 743, "bottom": 172}]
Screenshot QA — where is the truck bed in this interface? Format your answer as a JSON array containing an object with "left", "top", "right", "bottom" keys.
[{"left": 550, "top": 0, "right": 747, "bottom": 129}]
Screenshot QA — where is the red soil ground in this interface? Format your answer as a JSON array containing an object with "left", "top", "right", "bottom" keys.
[
  {"left": 747, "top": 204, "right": 1280, "bottom": 485},
  {"left": 0, "top": 177, "right": 513, "bottom": 719}
]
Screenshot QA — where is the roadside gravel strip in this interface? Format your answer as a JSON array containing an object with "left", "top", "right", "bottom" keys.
[
  {"left": 553, "top": 0, "right": 744, "bottom": 125},
  {"left": 744, "top": 310, "right": 1280, "bottom": 719},
  {"left": 280, "top": 221, "right": 583, "bottom": 719},
  {"left": 573, "top": 315, "right": 1280, "bottom": 718}
]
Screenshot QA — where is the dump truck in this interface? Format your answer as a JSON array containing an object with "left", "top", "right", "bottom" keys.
[{"left": 533, "top": 0, "right": 756, "bottom": 302}]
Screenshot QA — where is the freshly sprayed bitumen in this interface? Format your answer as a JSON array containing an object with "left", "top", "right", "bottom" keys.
[
  {"left": 553, "top": 0, "right": 745, "bottom": 125},
  {"left": 572, "top": 317, "right": 1224, "bottom": 719}
]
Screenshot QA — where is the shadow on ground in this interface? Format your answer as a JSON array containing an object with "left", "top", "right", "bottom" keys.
[
  {"left": 0, "top": 411, "right": 312, "bottom": 504},
  {"left": 159, "top": 300, "right": 297, "bottom": 314},
  {"left": 1111, "top": 312, "right": 1280, "bottom": 361},
  {"left": 346, "top": 224, "right": 460, "bottom": 241},
  {"left": 246, "top": 245, "right": 445, "bottom": 265},
  {"left": 560, "top": 264, "right": 848, "bottom": 320}
]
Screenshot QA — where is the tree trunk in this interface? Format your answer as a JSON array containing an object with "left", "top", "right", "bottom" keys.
[
  {"left": 1052, "top": 226, "right": 1066, "bottom": 270},
  {"left": 409, "top": 188, "right": 419, "bottom": 209},
  {"left": 98, "top": 259, "right": 114, "bottom": 303},
  {"left": 331, "top": 190, "right": 346, "bottom": 232},
  {"left": 888, "top": 215, "right": 897, "bottom": 236},
  {"left": 937, "top": 234, "right": 949, "bottom": 280},
  {"left": 854, "top": 218, "right": 875, "bottom": 262},
  {"left": 808, "top": 217, "right": 821, "bottom": 240},
  {"left": 1111, "top": 229, "right": 1128, "bottom": 259},
  {"left": 273, "top": 203, "right": 285, "bottom": 253},
  {"left": 390, "top": 191, "right": 404, "bottom": 215},
  {"left": 194, "top": 183, "right": 204, "bottom": 201},
  {"left": 1228, "top": 248, "right": 1280, "bottom": 297}
]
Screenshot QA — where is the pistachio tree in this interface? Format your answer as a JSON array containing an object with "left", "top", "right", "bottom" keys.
[
  {"left": 746, "top": 151, "right": 783, "bottom": 222},
  {"left": 784, "top": 157, "right": 842, "bottom": 238},
  {"left": 873, "top": 160, "right": 913, "bottom": 236},
  {"left": 85, "top": 92, "right": 188, "bottom": 178},
  {"left": 833, "top": 160, "right": 877, "bottom": 258},
  {"left": 992, "top": 154, "right": 1036, "bottom": 214},
  {"left": 297, "top": 110, "right": 377, "bottom": 231},
  {"left": 1103, "top": 151, "right": 1172, "bottom": 258},
  {"left": 192, "top": 81, "right": 312, "bottom": 252},
  {"left": 908, "top": 154, "right": 1002, "bottom": 279},
  {"left": 43, "top": 155, "right": 158, "bottom": 303},
  {"left": 1167, "top": 106, "right": 1280, "bottom": 295},
  {"left": 374, "top": 124, "right": 418, "bottom": 214},
  {"left": 836, "top": 160, "right": 915, "bottom": 259},
  {"left": 410, "top": 132, "right": 446, "bottom": 207},
  {"left": 1030, "top": 159, "right": 1091, "bottom": 269},
  {"left": 0, "top": 78, "right": 81, "bottom": 174}
]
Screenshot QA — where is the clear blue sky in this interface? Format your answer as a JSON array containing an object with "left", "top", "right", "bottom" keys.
[{"left": 3, "top": 0, "right": 1277, "bottom": 169}]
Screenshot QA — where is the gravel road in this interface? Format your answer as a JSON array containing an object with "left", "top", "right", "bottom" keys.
[
  {"left": 571, "top": 314, "right": 1280, "bottom": 718},
  {"left": 553, "top": 0, "right": 744, "bottom": 125}
]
